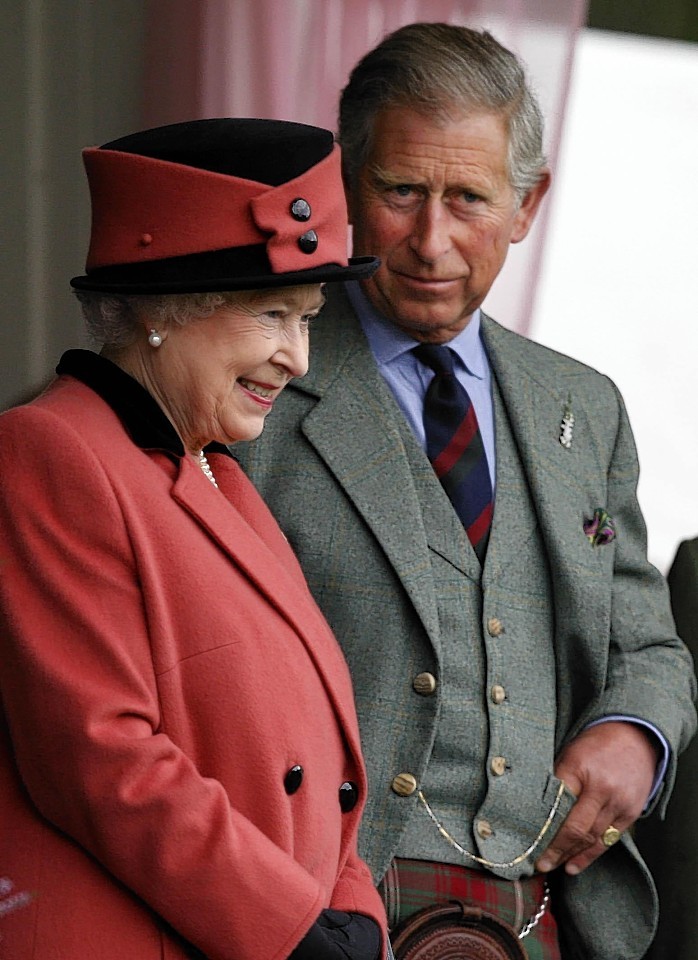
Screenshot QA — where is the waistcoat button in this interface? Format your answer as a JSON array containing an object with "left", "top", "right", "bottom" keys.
[
  {"left": 491, "top": 756, "right": 507, "bottom": 776},
  {"left": 476, "top": 819, "right": 494, "bottom": 839},
  {"left": 491, "top": 684, "right": 506, "bottom": 704},
  {"left": 391, "top": 773, "right": 418, "bottom": 796},
  {"left": 487, "top": 617, "right": 504, "bottom": 637},
  {"left": 413, "top": 672, "right": 437, "bottom": 696}
]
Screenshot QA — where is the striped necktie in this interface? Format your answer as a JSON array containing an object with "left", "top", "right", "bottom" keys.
[{"left": 414, "top": 343, "right": 493, "bottom": 562}]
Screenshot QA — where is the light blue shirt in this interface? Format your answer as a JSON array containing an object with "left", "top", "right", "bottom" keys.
[
  {"left": 345, "top": 280, "right": 668, "bottom": 805},
  {"left": 347, "top": 282, "right": 496, "bottom": 491}
]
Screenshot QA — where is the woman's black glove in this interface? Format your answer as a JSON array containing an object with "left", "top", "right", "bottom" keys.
[{"left": 289, "top": 909, "right": 381, "bottom": 960}]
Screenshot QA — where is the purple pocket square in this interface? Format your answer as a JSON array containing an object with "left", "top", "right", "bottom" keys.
[{"left": 584, "top": 508, "right": 616, "bottom": 546}]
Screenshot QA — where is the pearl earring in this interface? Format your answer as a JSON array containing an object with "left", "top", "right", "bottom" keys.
[{"left": 148, "top": 329, "right": 163, "bottom": 348}]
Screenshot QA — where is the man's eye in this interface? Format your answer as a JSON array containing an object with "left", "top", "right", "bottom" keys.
[
  {"left": 448, "top": 191, "right": 484, "bottom": 215},
  {"left": 384, "top": 184, "right": 421, "bottom": 208}
]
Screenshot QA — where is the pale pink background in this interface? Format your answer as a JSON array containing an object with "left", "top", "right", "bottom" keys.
[{"left": 143, "top": 0, "right": 587, "bottom": 336}]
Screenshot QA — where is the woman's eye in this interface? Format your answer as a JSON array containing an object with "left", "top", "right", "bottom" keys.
[{"left": 256, "top": 310, "right": 286, "bottom": 328}]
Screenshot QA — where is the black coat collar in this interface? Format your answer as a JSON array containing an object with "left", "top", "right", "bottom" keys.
[{"left": 56, "top": 349, "right": 233, "bottom": 460}]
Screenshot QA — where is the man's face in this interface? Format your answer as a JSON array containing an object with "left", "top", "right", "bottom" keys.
[{"left": 347, "top": 106, "right": 549, "bottom": 343}]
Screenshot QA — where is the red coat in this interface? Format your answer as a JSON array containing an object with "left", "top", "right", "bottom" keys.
[{"left": 0, "top": 366, "right": 385, "bottom": 960}]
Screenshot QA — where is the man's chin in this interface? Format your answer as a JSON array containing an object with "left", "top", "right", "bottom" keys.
[{"left": 388, "top": 306, "right": 475, "bottom": 340}]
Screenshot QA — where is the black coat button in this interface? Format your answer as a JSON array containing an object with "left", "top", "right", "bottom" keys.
[
  {"left": 284, "top": 765, "right": 303, "bottom": 795},
  {"left": 298, "top": 230, "right": 318, "bottom": 254},
  {"left": 290, "top": 198, "right": 311, "bottom": 221},
  {"left": 338, "top": 781, "right": 358, "bottom": 812}
]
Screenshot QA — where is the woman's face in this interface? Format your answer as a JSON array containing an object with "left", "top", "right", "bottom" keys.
[{"left": 145, "top": 285, "right": 324, "bottom": 452}]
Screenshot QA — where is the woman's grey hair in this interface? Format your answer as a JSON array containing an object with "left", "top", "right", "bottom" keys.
[
  {"left": 74, "top": 291, "right": 242, "bottom": 347},
  {"left": 338, "top": 22, "right": 547, "bottom": 201}
]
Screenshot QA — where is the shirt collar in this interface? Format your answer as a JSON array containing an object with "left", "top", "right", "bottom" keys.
[
  {"left": 56, "top": 349, "right": 233, "bottom": 459},
  {"left": 345, "top": 281, "right": 488, "bottom": 379}
]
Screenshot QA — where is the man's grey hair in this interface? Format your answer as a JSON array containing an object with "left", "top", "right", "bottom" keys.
[
  {"left": 338, "top": 22, "right": 547, "bottom": 201},
  {"left": 74, "top": 291, "right": 242, "bottom": 347}
]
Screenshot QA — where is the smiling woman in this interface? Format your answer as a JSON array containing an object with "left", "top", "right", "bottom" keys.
[
  {"left": 76, "top": 284, "right": 325, "bottom": 454},
  {"left": 0, "top": 118, "right": 386, "bottom": 960}
]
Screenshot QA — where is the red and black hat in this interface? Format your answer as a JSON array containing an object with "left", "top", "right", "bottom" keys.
[{"left": 70, "top": 118, "right": 378, "bottom": 294}]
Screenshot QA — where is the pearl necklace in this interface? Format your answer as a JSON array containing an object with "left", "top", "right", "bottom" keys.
[{"left": 198, "top": 450, "right": 218, "bottom": 488}]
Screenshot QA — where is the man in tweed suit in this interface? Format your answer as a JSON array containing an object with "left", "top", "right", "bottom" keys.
[{"left": 237, "top": 23, "right": 696, "bottom": 960}]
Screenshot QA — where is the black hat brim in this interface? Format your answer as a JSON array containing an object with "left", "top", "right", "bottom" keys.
[{"left": 70, "top": 253, "right": 380, "bottom": 295}]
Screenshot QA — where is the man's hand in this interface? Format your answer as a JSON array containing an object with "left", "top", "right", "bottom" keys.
[{"left": 535, "top": 721, "right": 659, "bottom": 876}]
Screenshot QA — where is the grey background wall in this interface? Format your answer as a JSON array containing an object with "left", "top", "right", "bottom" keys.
[{"left": 1, "top": 0, "right": 145, "bottom": 410}]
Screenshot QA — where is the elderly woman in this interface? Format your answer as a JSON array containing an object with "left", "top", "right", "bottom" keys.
[{"left": 0, "top": 119, "right": 386, "bottom": 960}]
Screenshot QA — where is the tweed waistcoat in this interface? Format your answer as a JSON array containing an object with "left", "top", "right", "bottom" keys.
[{"left": 396, "top": 376, "right": 573, "bottom": 879}]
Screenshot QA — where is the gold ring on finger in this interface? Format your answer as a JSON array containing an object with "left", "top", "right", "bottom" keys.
[{"left": 602, "top": 825, "right": 622, "bottom": 847}]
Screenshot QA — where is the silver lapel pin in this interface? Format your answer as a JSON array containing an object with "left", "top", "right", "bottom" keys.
[{"left": 559, "top": 394, "right": 574, "bottom": 449}]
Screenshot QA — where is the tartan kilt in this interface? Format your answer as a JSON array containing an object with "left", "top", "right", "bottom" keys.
[{"left": 380, "top": 858, "right": 561, "bottom": 960}]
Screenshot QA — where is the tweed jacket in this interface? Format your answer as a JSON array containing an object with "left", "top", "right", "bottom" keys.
[
  {"left": 237, "top": 284, "right": 696, "bottom": 960},
  {"left": 0, "top": 351, "right": 386, "bottom": 960},
  {"left": 635, "top": 536, "right": 698, "bottom": 960}
]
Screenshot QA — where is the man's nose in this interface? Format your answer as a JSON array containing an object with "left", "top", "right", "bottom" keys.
[{"left": 408, "top": 198, "right": 453, "bottom": 263}]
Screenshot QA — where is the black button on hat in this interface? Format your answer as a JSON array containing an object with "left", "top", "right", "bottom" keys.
[
  {"left": 290, "top": 198, "right": 311, "bottom": 221},
  {"left": 298, "top": 230, "right": 318, "bottom": 254},
  {"left": 338, "top": 781, "right": 358, "bottom": 812},
  {"left": 284, "top": 765, "right": 304, "bottom": 795}
]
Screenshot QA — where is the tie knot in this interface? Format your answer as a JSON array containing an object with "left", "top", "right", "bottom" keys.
[{"left": 413, "top": 343, "right": 456, "bottom": 376}]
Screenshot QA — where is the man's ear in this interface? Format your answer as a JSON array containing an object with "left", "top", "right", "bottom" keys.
[{"left": 511, "top": 167, "right": 552, "bottom": 244}]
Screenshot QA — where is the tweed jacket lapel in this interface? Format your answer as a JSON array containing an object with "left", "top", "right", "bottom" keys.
[
  {"left": 291, "top": 287, "right": 462, "bottom": 644},
  {"left": 481, "top": 314, "right": 606, "bottom": 570},
  {"left": 482, "top": 372, "right": 539, "bottom": 587}
]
